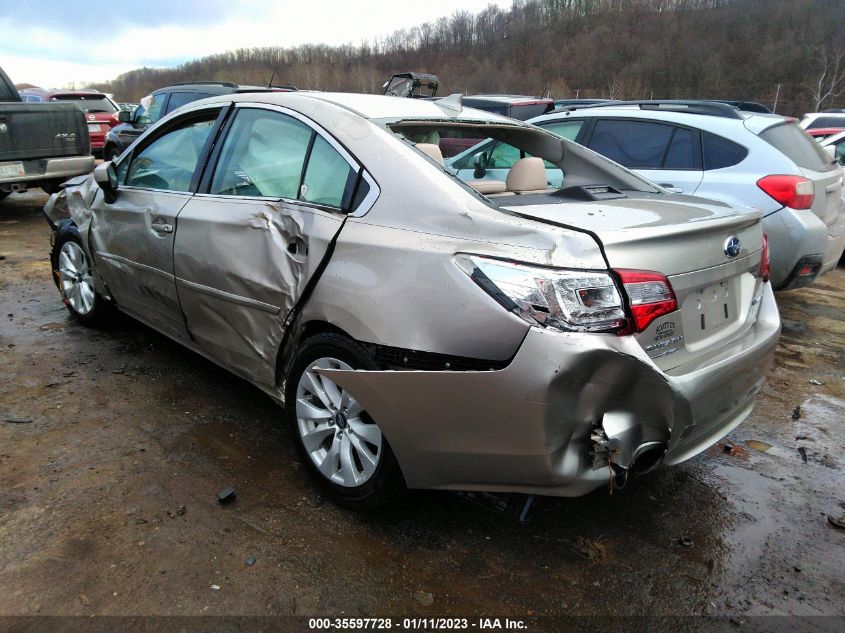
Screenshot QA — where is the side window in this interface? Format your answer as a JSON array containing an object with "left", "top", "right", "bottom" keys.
[
  {"left": 588, "top": 120, "right": 674, "bottom": 169},
  {"left": 210, "top": 108, "right": 312, "bottom": 198},
  {"left": 702, "top": 131, "right": 748, "bottom": 170},
  {"left": 488, "top": 142, "right": 522, "bottom": 168},
  {"left": 125, "top": 114, "right": 218, "bottom": 192},
  {"left": 542, "top": 120, "right": 585, "bottom": 141},
  {"left": 136, "top": 93, "right": 166, "bottom": 124},
  {"left": 301, "top": 135, "right": 357, "bottom": 208},
  {"left": 165, "top": 91, "right": 196, "bottom": 114},
  {"left": 663, "top": 127, "right": 696, "bottom": 169}
]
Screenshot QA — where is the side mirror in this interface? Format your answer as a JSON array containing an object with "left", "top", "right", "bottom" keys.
[
  {"left": 94, "top": 161, "right": 119, "bottom": 203},
  {"left": 118, "top": 110, "right": 131, "bottom": 123},
  {"left": 473, "top": 152, "right": 488, "bottom": 178},
  {"left": 823, "top": 145, "right": 836, "bottom": 161}
]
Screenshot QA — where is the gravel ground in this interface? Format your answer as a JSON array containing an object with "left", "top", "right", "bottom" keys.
[{"left": 1, "top": 191, "right": 844, "bottom": 632}]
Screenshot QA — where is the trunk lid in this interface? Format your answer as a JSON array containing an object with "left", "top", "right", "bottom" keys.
[
  {"left": 498, "top": 193, "right": 765, "bottom": 371},
  {"left": 498, "top": 193, "right": 762, "bottom": 276},
  {"left": 0, "top": 103, "right": 89, "bottom": 161}
]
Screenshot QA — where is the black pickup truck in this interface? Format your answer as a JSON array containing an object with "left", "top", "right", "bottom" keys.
[{"left": 1, "top": 66, "right": 94, "bottom": 201}]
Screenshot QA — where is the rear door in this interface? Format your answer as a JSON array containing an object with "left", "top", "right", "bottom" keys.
[
  {"left": 584, "top": 118, "right": 704, "bottom": 194},
  {"left": 173, "top": 103, "right": 365, "bottom": 385},
  {"left": 90, "top": 106, "right": 224, "bottom": 340}
]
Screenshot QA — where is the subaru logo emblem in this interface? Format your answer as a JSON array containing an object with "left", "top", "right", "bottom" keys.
[{"left": 724, "top": 235, "right": 741, "bottom": 258}]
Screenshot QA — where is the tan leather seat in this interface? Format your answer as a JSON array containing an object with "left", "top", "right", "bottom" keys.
[
  {"left": 416, "top": 143, "right": 445, "bottom": 166},
  {"left": 466, "top": 179, "right": 508, "bottom": 195},
  {"left": 506, "top": 157, "right": 548, "bottom": 194}
]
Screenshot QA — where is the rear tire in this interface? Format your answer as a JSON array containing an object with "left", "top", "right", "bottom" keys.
[
  {"left": 285, "top": 333, "right": 405, "bottom": 510},
  {"left": 51, "top": 231, "right": 107, "bottom": 326}
]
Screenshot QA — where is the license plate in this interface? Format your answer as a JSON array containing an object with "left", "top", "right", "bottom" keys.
[
  {"left": 0, "top": 161, "right": 25, "bottom": 178},
  {"left": 695, "top": 281, "right": 734, "bottom": 334},
  {"left": 87, "top": 123, "right": 101, "bottom": 133}
]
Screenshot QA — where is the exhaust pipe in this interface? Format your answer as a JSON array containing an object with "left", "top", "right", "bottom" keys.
[
  {"left": 590, "top": 412, "right": 669, "bottom": 487},
  {"left": 631, "top": 442, "right": 668, "bottom": 474}
]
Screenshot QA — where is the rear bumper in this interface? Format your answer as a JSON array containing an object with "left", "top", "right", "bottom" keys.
[
  {"left": 0, "top": 155, "right": 95, "bottom": 188},
  {"left": 765, "top": 206, "right": 837, "bottom": 289},
  {"left": 318, "top": 285, "right": 780, "bottom": 496},
  {"left": 819, "top": 208, "right": 845, "bottom": 275}
]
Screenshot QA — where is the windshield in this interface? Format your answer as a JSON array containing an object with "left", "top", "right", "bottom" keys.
[{"left": 52, "top": 95, "right": 118, "bottom": 114}]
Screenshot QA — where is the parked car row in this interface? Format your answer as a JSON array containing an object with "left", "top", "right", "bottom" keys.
[
  {"left": 103, "top": 81, "right": 296, "bottom": 161},
  {"left": 19, "top": 88, "right": 121, "bottom": 156},
  {"left": 0, "top": 67, "right": 94, "bottom": 198},
  {"left": 43, "top": 91, "right": 782, "bottom": 509},
  {"left": 447, "top": 99, "right": 845, "bottom": 289}
]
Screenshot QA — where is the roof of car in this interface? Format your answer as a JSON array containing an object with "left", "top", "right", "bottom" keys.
[
  {"left": 208, "top": 91, "right": 523, "bottom": 124},
  {"left": 20, "top": 89, "right": 107, "bottom": 97},
  {"left": 532, "top": 102, "right": 791, "bottom": 136},
  {"left": 461, "top": 94, "right": 552, "bottom": 105}
]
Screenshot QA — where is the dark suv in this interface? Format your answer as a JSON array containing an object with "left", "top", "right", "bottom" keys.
[{"left": 103, "top": 81, "right": 294, "bottom": 161}]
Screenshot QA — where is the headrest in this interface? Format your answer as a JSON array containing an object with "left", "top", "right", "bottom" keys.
[
  {"left": 416, "top": 143, "right": 444, "bottom": 165},
  {"left": 506, "top": 157, "right": 547, "bottom": 192}
]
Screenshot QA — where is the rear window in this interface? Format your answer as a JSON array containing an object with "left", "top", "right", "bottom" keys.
[
  {"left": 760, "top": 123, "right": 835, "bottom": 172},
  {"left": 805, "top": 116, "right": 845, "bottom": 129},
  {"left": 53, "top": 95, "right": 117, "bottom": 114},
  {"left": 702, "top": 132, "right": 748, "bottom": 170}
]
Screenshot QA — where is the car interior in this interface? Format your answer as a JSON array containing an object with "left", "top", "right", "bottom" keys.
[{"left": 391, "top": 121, "right": 659, "bottom": 202}]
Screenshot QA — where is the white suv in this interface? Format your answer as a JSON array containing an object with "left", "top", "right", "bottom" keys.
[{"left": 449, "top": 101, "right": 844, "bottom": 289}]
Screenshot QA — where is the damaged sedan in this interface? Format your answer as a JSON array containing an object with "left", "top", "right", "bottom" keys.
[{"left": 43, "top": 92, "right": 780, "bottom": 509}]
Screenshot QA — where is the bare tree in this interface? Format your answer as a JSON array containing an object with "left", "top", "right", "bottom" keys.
[{"left": 809, "top": 47, "right": 845, "bottom": 111}]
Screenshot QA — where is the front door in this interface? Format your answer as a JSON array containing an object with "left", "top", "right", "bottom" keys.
[{"left": 90, "top": 108, "right": 221, "bottom": 340}]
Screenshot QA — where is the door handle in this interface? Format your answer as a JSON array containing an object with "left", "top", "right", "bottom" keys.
[
  {"left": 658, "top": 183, "right": 684, "bottom": 194},
  {"left": 151, "top": 222, "right": 173, "bottom": 234}
]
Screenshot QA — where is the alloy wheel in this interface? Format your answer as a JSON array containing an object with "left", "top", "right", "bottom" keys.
[
  {"left": 295, "top": 357, "right": 383, "bottom": 487},
  {"left": 58, "top": 241, "right": 95, "bottom": 315}
]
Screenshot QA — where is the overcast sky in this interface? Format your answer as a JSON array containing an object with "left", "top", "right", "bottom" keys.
[{"left": 0, "top": 0, "right": 512, "bottom": 88}]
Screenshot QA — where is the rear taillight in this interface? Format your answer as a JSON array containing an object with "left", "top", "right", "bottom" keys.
[
  {"left": 759, "top": 233, "right": 770, "bottom": 282},
  {"left": 756, "top": 175, "right": 814, "bottom": 210},
  {"left": 615, "top": 269, "right": 678, "bottom": 334}
]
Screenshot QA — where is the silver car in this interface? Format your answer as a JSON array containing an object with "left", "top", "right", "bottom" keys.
[
  {"left": 44, "top": 92, "right": 780, "bottom": 509},
  {"left": 452, "top": 101, "right": 845, "bottom": 290}
]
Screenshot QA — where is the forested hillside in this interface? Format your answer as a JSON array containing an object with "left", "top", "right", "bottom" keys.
[{"left": 94, "top": 0, "right": 845, "bottom": 116}]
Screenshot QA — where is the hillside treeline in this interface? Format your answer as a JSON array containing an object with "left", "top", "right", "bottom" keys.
[{"left": 94, "top": 0, "right": 845, "bottom": 116}]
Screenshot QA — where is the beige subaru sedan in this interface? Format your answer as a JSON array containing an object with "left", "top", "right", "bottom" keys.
[{"left": 43, "top": 92, "right": 780, "bottom": 509}]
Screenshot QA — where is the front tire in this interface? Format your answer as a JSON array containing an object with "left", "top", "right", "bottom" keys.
[
  {"left": 51, "top": 231, "right": 106, "bottom": 325},
  {"left": 285, "top": 333, "right": 405, "bottom": 510},
  {"left": 40, "top": 178, "right": 64, "bottom": 195}
]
